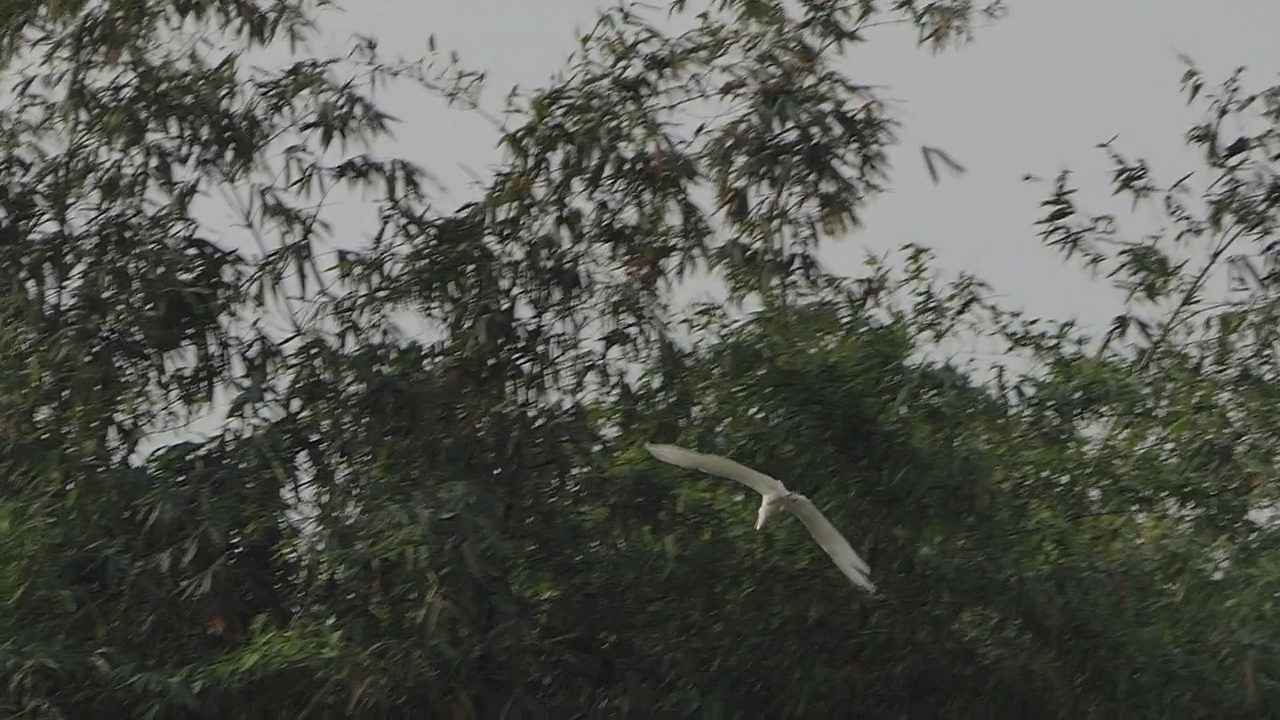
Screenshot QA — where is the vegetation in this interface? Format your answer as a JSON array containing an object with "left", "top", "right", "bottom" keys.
[{"left": 1, "top": 0, "right": 1277, "bottom": 716}]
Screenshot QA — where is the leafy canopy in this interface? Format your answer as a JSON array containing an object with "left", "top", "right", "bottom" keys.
[{"left": 5, "top": 0, "right": 1280, "bottom": 717}]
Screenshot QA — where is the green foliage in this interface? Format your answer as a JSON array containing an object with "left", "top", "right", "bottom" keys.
[
  {"left": 3, "top": 0, "right": 1279, "bottom": 717},
  {"left": 1019, "top": 60, "right": 1280, "bottom": 715}
]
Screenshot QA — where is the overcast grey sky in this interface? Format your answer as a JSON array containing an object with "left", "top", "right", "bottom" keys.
[
  {"left": 140, "top": 1, "right": 1280, "bottom": 454},
  {"left": 327, "top": 0, "right": 1280, "bottom": 333}
]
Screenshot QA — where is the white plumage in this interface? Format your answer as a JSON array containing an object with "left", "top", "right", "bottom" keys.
[{"left": 645, "top": 443, "right": 876, "bottom": 594}]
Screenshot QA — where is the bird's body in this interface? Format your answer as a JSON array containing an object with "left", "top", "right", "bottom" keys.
[{"left": 644, "top": 443, "right": 876, "bottom": 593}]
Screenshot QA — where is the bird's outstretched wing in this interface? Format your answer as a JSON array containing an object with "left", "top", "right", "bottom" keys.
[
  {"left": 644, "top": 443, "right": 787, "bottom": 497},
  {"left": 787, "top": 494, "right": 876, "bottom": 593}
]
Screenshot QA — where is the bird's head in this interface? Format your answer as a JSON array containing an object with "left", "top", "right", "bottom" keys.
[{"left": 755, "top": 494, "right": 787, "bottom": 530}]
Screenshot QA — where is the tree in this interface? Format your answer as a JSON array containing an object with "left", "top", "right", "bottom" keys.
[
  {"left": 1015, "top": 60, "right": 1280, "bottom": 715},
  {"left": 12, "top": 0, "right": 1280, "bottom": 715},
  {"left": 602, "top": 56, "right": 1280, "bottom": 713},
  {"left": 0, "top": 0, "right": 1015, "bottom": 716}
]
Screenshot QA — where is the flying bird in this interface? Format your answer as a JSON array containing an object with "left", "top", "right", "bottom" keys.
[{"left": 645, "top": 443, "right": 876, "bottom": 593}]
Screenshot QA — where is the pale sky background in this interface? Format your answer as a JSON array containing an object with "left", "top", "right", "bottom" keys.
[
  {"left": 324, "top": 0, "right": 1280, "bottom": 333},
  {"left": 136, "top": 0, "right": 1280, "bottom": 455}
]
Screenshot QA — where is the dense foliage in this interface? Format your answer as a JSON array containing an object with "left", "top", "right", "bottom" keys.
[{"left": 2, "top": 0, "right": 1278, "bottom": 716}]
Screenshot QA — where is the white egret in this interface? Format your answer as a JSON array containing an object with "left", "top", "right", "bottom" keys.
[{"left": 644, "top": 443, "right": 877, "bottom": 594}]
